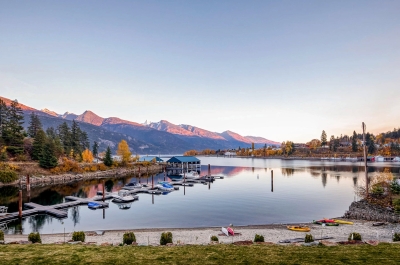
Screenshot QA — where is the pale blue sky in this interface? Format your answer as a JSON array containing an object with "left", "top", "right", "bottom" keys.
[{"left": 1, "top": 0, "right": 399, "bottom": 142}]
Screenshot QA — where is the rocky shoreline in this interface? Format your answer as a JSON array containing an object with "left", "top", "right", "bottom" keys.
[
  {"left": 344, "top": 200, "right": 400, "bottom": 223},
  {"left": 0, "top": 164, "right": 164, "bottom": 188}
]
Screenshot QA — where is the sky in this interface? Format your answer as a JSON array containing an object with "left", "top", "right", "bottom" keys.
[{"left": 0, "top": 0, "right": 399, "bottom": 143}]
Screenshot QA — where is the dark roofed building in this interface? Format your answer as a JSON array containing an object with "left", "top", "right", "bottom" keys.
[
  {"left": 166, "top": 156, "right": 201, "bottom": 176},
  {"left": 139, "top": 156, "right": 163, "bottom": 162}
]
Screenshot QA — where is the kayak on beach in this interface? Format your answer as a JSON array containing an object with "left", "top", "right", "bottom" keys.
[
  {"left": 313, "top": 220, "right": 339, "bottom": 226},
  {"left": 227, "top": 227, "right": 234, "bottom": 236},
  {"left": 332, "top": 219, "right": 353, "bottom": 225},
  {"left": 287, "top": 226, "right": 310, "bottom": 232}
]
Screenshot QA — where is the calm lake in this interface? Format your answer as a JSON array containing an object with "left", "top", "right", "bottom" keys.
[{"left": 2, "top": 157, "right": 400, "bottom": 234}]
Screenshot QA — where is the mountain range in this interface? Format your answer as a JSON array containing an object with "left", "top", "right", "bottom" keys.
[{"left": 1, "top": 96, "right": 280, "bottom": 153}]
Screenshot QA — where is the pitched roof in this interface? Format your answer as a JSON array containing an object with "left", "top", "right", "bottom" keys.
[
  {"left": 166, "top": 156, "right": 200, "bottom": 163},
  {"left": 139, "top": 156, "right": 163, "bottom": 162}
]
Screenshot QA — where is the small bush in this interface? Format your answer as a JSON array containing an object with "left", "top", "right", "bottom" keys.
[
  {"left": 393, "top": 233, "right": 400, "bottom": 242},
  {"left": 72, "top": 231, "right": 85, "bottom": 242},
  {"left": 348, "top": 232, "right": 362, "bottom": 241},
  {"left": 254, "top": 234, "right": 264, "bottom": 243},
  {"left": 0, "top": 230, "right": 4, "bottom": 241},
  {"left": 98, "top": 164, "right": 107, "bottom": 171},
  {"left": 210, "top": 235, "right": 219, "bottom": 242},
  {"left": 123, "top": 232, "right": 136, "bottom": 245},
  {"left": 160, "top": 232, "right": 173, "bottom": 245},
  {"left": 0, "top": 169, "right": 18, "bottom": 183},
  {"left": 28, "top": 232, "right": 41, "bottom": 243},
  {"left": 305, "top": 234, "right": 314, "bottom": 243},
  {"left": 391, "top": 180, "right": 400, "bottom": 195}
]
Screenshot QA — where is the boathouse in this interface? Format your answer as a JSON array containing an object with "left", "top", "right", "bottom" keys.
[
  {"left": 139, "top": 156, "right": 164, "bottom": 162},
  {"left": 166, "top": 156, "right": 201, "bottom": 175}
]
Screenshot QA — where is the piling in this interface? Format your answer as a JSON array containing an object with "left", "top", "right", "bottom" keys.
[
  {"left": 208, "top": 164, "right": 211, "bottom": 177},
  {"left": 271, "top": 170, "right": 274, "bottom": 192},
  {"left": 152, "top": 174, "right": 154, "bottom": 189},
  {"left": 164, "top": 168, "right": 166, "bottom": 181},
  {"left": 139, "top": 167, "right": 141, "bottom": 183},
  {"left": 18, "top": 190, "right": 22, "bottom": 218},
  {"left": 102, "top": 181, "right": 105, "bottom": 202},
  {"left": 26, "top": 174, "right": 30, "bottom": 192}
]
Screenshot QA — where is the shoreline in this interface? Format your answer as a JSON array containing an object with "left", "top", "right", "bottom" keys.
[{"left": 3, "top": 220, "right": 400, "bottom": 245}]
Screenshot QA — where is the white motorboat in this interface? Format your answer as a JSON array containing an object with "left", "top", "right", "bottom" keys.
[
  {"left": 0, "top": 206, "right": 8, "bottom": 217},
  {"left": 156, "top": 182, "right": 174, "bottom": 192},
  {"left": 112, "top": 190, "right": 137, "bottom": 203},
  {"left": 179, "top": 171, "right": 200, "bottom": 179},
  {"left": 123, "top": 182, "right": 145, "bottom": 190}
]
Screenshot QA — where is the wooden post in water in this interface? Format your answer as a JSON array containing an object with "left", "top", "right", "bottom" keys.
[
  {"left": 362, "top": 122, "right": 368, "bottom": 197},
  {"left": 152, "top": 174, "right": 154, "bottom": 189},
  {"left": 26, "top": 174, "right": 30, "bottom": 192},
  {"left": 139, "top": 167, "right": 141, "bottom": 183},
  {"left": 164, "top": 167, "right": 166, "bottom": 181},
  {"left": 208, "top": 164, "right": 211, "bottom": 177},
  {"left": 18, "top": 190, "right": 22, "bottom": 218},
  {"left": 102, "top": 180, "right": 105, "bottom": 202},
  {"left": 271, "top": 170, "right": 274, "bottom": 192},
  {"left": 152, "top": 194, "right": 154, "bottom": 204}
]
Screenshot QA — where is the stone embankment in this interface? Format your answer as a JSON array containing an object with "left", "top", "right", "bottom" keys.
[
  {"left": 0, "top": 164, "right": 164, "bottom": 188},
  {"left": 344, "top": 200, "right": 400, "bottom": 223}
]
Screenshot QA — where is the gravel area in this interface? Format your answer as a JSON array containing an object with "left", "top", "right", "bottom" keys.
[{"left": 3, "top": 220, "right": 400, "bottom": 245}]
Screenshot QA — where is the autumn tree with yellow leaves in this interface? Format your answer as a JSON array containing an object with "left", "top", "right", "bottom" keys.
[
  {"left": 117, "top": 140, "right": 132, "bottom": 166},
  {"left": 82, "top": 149, "right": 94, "bottom": 163}
]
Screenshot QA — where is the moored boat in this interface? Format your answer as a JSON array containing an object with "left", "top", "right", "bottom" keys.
[
  {"left": 227, "top": 227, "right": 234, "bottom": 236},
  {"left": 332, "top": 219, "right": 353, "bottom": 225},
  {"left": 88, "top": 202, "right": 102, "bottom": 209},
  {"left": 287, "top": 226, "right": 310, "bottom": 232},
  {"left": 179, "top": 171, "right": 200, "bottom": 179},
  {"left": 112, "top": 190, "right": 137, "bottom": 203},
  {"left": 156, "top": 182, "right": 174, "bottom": 192},
  {"left": 313, "top": 221, "right": 339, "bottom": 226}
]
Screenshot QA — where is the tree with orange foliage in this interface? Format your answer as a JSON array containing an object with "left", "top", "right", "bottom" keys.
[
  {"left": 82, "top": 149, "right": 94, "bottom": 163},
  {"left": 117, "top": 140, "right": 131, "bottom": 166}
]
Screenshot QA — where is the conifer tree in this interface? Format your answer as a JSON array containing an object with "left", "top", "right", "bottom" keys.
[
  {"left": 352, "top": 131, "right": 358, "bottom": 152},
  {"left": 27, "top": 112, "right": 42, "bottom": 138},
  {"left": 0, "top": 99, "right": 7, "bottom": 139},
  {"left": 39, "top": 139, "right": 58, "bottom": 169},
  {"left": 31, "top": 129, "right": 47, "bottom": 160},
  {"left": 104, "top": 146, "right": 113, "bottom": 167},
  {"left": 321, "top": 130, "right": 327, "bottom": 146},
  {"left": 334, "top": 137, "right": 340, "bottom": 151},
  {"left": 329, "top": 135, "right": 335, "bottom": 151},
  {"left": 2, "top": 100, "right": 25, "bottom": 147},
  {"left": 92, "top": 141, "right": 99, "bottom": 159},
  {"left": 58, "top": 122, "right": 71, "bottom": 154}
]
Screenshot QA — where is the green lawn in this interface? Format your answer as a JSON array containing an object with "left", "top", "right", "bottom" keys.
[{"left": 1, "top": 244, "right": 400, "bottom": 265}]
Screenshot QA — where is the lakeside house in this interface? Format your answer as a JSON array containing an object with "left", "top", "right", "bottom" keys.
[{"left": 166, "top": 156, "right": 201, "bottom": 175}]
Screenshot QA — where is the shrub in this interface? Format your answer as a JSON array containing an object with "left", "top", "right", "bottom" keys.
[
  {"left": 160, "top": 232, "right": 173, "bottom": 245},
  {"left": 305, "top": 234, "right": 314, "bottom": 243},
  {"left": 348, "top": 232, "right": 362, "bottom": 241},
  {"left": 210, "top": 235, "right": 219, "bottom": 242},
  {"left": 28, "top": 232, "right": 41, "bottom": 243},
  {"left": 254, "top": 234, "right": 264, "bottom": 243},
  {"left": 123, "top": 232, "right": 136, "bottom": 245},
  {"left": 393, "top": 233, "right": 400, "bottom": 242},
  {"left": 0, "top": 230, "right": 4, "bottom": 241},
  {"left": 391, "top": 180, "right": 400, "bottom": 195},
  {"left": 98, "top": 164, "right": 107, "bottom": 171},
  {"left": 0, "top": 169, "right": 18, "bottom": 183},
  {"left": 72, "top": 231, "right": 85, "bottom": 242}
]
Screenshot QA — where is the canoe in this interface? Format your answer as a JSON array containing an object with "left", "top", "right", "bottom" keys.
[
  {"left": 332, "top": 219, "right": 353, "bottom": 225},
  {"left": 227, "top": 227, "right": 234, "bottom": 236},
  {"left": 319, "top": 218, "right": 335, "bottom": 223},
  {"left": 313, "top": 221, "right": 339, "bottom": 226},
  {"left": 221, "top": 227, "right": 229, "bottom": 236},
  {"left": 287, "top": 226, "right": 310, "bottom": 232}
]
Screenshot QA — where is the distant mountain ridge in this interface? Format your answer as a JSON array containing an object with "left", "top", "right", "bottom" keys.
[{"left": 1, "top": 96, "right": 280, "bottom": 153}]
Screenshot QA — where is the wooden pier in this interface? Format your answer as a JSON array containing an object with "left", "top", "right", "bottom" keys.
[{"left": 0, "top": 195, "right": 111, "bottom": 223}]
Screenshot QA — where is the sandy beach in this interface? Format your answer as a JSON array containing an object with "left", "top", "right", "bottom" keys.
[{"left": 3, "top": 220, "right": 400, "bottom": 245}]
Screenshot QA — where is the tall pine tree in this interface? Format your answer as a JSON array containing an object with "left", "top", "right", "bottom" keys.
[
  {"left": 2, "top": 100, "right": 25, "bottom": 149},
  {"left": 92, "top": 141, "right": 99, "bottom": 159},
  {"left": 27, "top": 112, "right": 43, "bottom": 138},
  {"left": 39, "top": 139, "right": 58, "bottom": 169},
  {"left": 321, "top": 130, "right": 327, "bottom": 146},
  {"left": 31, "top": 129, "right": 47, "bottom": 161},
  {"left": 352, "top": 131, "right": 358, "bottom": 152},
  {"left": 0, "top": 99, "right": 7, "bottom": 141},
  {"left": 103, "top": 146, "right": 113, "bottom": 167}
]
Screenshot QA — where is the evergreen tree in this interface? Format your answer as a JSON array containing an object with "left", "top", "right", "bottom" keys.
[
  {"left": 321, "top": 130, "right": 327, "bottom": 146},
  {"left": 103, "top": 146, "right": 113, "bottom": 167},
  {"left": 46, "top": 127, "right": 57, "bottom": 139},
  {"left": 39, "top": 139, "right": 58, "bottom": 169},
  {"left": 2, "top": 100, "right": 25, "bottom": 147},
  {"left": 329, "top": 135, "right": 335, "bottom": 151},
  {"left": 31, "top": 129, "right": 47, "bottom": 161},
  {"left": 366, "top": 133, "right": 376, "bottom": 154},
  {"left": 0, "top": 99, "right": 7, "bottom": 139},
  {"left": 334, "top": 137, "right": 340, "bottom": 152},
  {"left": 352, "top": 131, "right": 358, "bottom": 152},
  {"left": 27, "top": 112, "right": 42, "bottom": 138},
  {"left": 57, "top": 122, "right": 71, "bottom": 154},
  {"left": 92, "top": 141, "right": 99, "bottom": 159}
]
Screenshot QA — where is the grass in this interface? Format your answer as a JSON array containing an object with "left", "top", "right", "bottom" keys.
[{"left": 1, "top": 244, "right": 400, "bottom": 265}]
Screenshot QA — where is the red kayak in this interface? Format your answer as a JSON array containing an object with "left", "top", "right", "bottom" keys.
[
  {"left": 227, "top": 227, "right": 234, "bottom": 236},
  {"left": 317, "top": 219, "right": 335, "bottom": 223}
]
